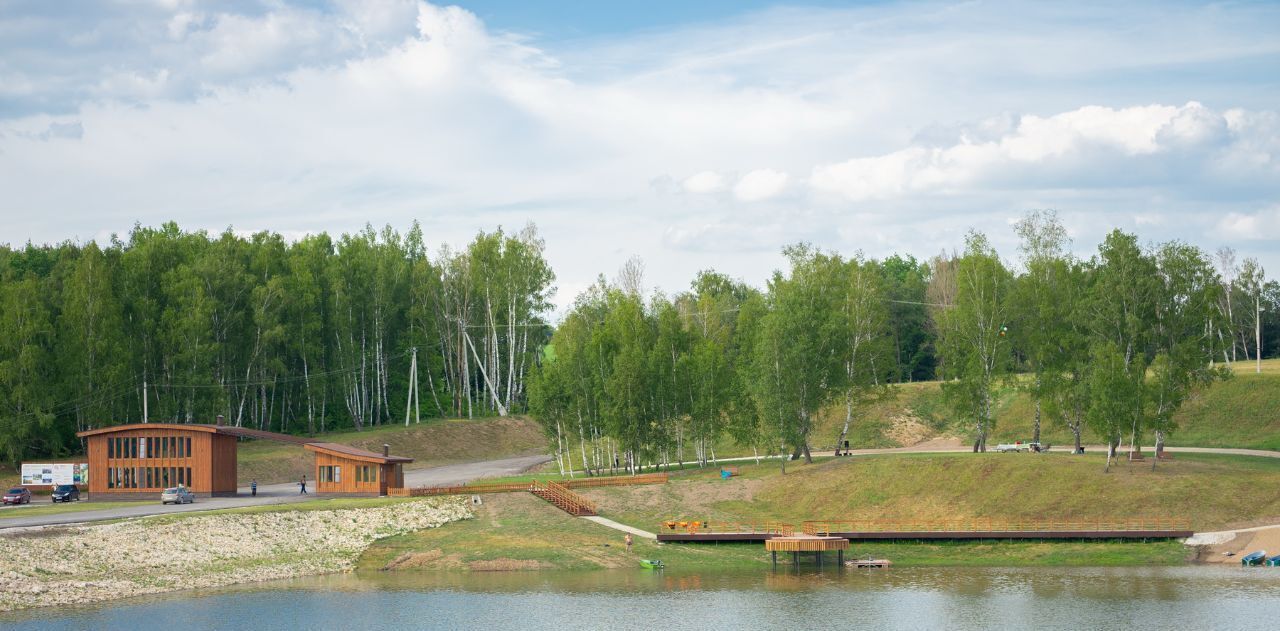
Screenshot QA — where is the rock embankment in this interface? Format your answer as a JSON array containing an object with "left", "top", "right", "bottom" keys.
[{"left": 0, "top": 498, "right": 470, "bottom": 612}]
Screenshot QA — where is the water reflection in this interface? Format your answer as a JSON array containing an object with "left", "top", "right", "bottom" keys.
[{"left": 3, "top": 566, "right": 1278, "bottom": 631}]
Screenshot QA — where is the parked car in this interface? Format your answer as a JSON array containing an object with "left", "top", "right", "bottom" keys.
[
  {"left": 3, "top": 487, "right": 32, "bottom": 505},
  {"left": 161, "top": 487, "right": 195, "bottom": 505},
  {"left": 995, "top": 442, "right": 1030, "bottom": 453},
  {"left": 51, "top": 484, "right": 80, "bottom": 502}
]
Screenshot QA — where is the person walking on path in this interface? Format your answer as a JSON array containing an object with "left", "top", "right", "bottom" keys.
[
  {"left": 299, "top": 476, "right": 307, "bottom": 494},
  {"left": 250, "top": 480, "right": 257, "bottom": 497},
  {"left": 624, "top": 533, "right": 633, "bottom": 554}
]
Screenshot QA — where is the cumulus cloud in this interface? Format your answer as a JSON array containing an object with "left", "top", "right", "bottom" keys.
[
  {"left": 734, "top": 169, "right": 790, "bottom": 201},
  {"left": 681, "top": 171, "right": 725, "bottom": 194},
  {"left": 811, "top": 102, "right": 1280, "bottom": 201},
  {"left": 1217, "top": 206, "right": 1280, "bottom": 241}
]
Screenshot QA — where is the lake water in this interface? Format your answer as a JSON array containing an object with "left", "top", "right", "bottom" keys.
[{"left": 4, "top": 566, "right": 1279, "bottom": 630}]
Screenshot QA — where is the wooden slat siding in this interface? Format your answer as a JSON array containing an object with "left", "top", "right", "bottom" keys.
[
  {"left": 209, "top": 434, "right": 238, "bottom": 494},
  {"left": 86, "top": 433, "right": 107, "bottom": 494},
  {"left": 84, "top": 428, "right": 234, "bottom": 495},
  {"left": 314, "top": 451, "right": 387, "bottom": 495},
  {"left": 801, "top": 518, "right": 1192, "bottom": 535}
]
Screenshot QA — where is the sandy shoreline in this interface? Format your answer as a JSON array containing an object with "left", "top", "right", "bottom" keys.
[
  {"left": 0, "top": 498, "right": 470, "bottom": 612},
  {"left": 1192, "top": 525, "right": 1280, "bottom": 564}
]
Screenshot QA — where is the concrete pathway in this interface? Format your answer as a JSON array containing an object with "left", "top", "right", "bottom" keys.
[
  {"left": 565, "top": 444, "right": 1280, "bottom": 476},
  {"left": 582, "top": 515, "right": 657, "bottom": 540},
  {"left": 0, "top": 454, "right": 551, "bottom": 530}
]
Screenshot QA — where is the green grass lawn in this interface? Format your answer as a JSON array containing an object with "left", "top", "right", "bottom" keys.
[
  {"left": 236, "top": 416, "right": 547, "bottom": 485},
  {"left": 357, "top": 490, "right": 1191, "bottom": 571},
  {"left": 0, "top": 500, "right": 142, "bottom": 520},
  {"left": 801, "top": 358, "right": 1280, "bottom": 453},
  {"left": 583, "top": 451, "right": 1280, "bottom": 533}
]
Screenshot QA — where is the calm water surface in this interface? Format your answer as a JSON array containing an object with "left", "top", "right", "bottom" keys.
[{"left": 4, "top": 566, "right": 1279, "bottom": 630}]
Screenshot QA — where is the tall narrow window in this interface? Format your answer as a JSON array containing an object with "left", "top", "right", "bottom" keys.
[{"left": 186, "top": 467, "right": 192, "bottom": 487}]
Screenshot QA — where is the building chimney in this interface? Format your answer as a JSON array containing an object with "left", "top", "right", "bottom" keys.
[
  {"left": 383, "top": 444, "right": 390, "bottom": 458},
  {"left": 216, "top": 414, "right": 224, "bottom": 426}
]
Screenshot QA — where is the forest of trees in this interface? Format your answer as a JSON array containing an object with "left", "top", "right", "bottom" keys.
[
  {"left": 1, "top": 214, "right": 1277, "bottom": 470},
  {"left": 0, "top": 222, "right": 555, "bottom": 465},
  {"left": 529, "top": 211, "right": 1280, "bottom": 475}
]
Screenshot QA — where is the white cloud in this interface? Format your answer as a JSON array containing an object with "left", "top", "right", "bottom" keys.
[
  {"left": 1, "top": 1, "right": 1279, "bottom": 311},
  {"left": 733, "top": 169, "right": 790, "bottom": 201},
  {"left": 1217, "top": 206, "right": 1280, "bottom": 241},
  {"left": 810, "top": 102, "right": 1279, "bottom": 201},
  {"left": 681, "top": 171, "right": 725, "bottom": 194}
]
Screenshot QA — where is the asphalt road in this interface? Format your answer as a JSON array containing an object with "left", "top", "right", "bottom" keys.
[
  {"left": 0, "top": 454, "right": 551, "bottom": 530},
  {"left": 3, "top": 445, "right": 1274, "bottom": 531}
]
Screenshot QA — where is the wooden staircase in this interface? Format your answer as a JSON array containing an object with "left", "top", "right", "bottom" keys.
[{"left": 530, "top": 480, "right": 597, "bottom": 516}]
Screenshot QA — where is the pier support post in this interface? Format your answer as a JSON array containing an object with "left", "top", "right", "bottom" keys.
[
  {"left": 772, "top": 551, "right": 777, "bottom": 569},
  {"left": 838, "top": 549, "right": 843, "bottom": 566}
]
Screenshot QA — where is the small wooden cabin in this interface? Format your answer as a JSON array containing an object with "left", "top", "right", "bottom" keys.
[{"left": 305, "top": 443, "right": 411, "bottom": 496}]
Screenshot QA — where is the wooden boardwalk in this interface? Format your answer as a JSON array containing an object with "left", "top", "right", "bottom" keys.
[{"left": 656, "top": 518, "right": 1193, "bottom": 542}]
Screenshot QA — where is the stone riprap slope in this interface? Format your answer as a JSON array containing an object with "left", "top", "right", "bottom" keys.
[{"left": 0, "top": 498, "right": 471, "bottom": 612}]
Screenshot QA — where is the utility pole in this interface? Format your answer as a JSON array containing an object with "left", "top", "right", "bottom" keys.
[{"left": 1258, "top": 295, "right": 1264, "bottom": 375}]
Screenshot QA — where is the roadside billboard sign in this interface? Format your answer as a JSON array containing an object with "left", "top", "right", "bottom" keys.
[{"left": 20, "top": 463, "right": 89, "bottom": 486}]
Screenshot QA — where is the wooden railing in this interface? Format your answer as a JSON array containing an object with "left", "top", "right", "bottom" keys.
[
  {"left": 802, "top": 518, "right": 1191, "bottom": 535},
  {"left": 562, "top": 473, "right": 668, "bottom": 489},
  {"left": 388, "top": 482, "right": 534, "bottom": 497},
  {"left": 531, "top": 480, "right": 597, "bottom": 516},
  {"left": 661, "top": 521, "right": 795, "bottom": 536},
  {"left": 389, "top": 472, "right": 668, "bottom": 498}
]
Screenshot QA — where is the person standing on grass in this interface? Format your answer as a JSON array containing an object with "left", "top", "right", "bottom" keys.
[
  {"left": 299, "top": 476, "right": 307, "bottom": 494},
  {"left": 250, "top": 479, "right": 257, "bottom": 497},
  {"left": 625, "top": 533, "right": 633, "bottom": 554}
]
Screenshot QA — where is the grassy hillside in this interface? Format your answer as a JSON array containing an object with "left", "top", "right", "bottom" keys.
[
  {"left": 237, "top": 417, "right": 547, "bottom": 484},
  {"left": 584, "top": 452, "right": 1280, "bottom": 532},
  {"left": 804, "top": 358, "right": 1280, "bottom": 452},
  {"left": 356, "top": 491, "right": 1188, "bottom": 571}
]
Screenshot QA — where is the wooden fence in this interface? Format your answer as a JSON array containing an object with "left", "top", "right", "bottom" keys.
[
  {"left": 802, "top": 518, "right": 1192, "bottom": 535},
  {"left": 661, "top": 521, "right": 795, "bottom": 536},
  {"left": 562, "top": 473, "right": 668, "bottom": 489},
  {"left": 389, "top": 473, "right": 668, "bottom": 497}
]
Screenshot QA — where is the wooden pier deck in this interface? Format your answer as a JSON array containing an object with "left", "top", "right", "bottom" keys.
[{"left": 766, "top": 535, "right": 849, "bottom": 568}]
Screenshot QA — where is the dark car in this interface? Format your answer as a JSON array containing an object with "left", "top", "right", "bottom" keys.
[
  {"left": 2, "top": 487, "right": 32, "bottom": 505},
  {"left": 51, "top": 484, "right": 80, "bottom": 503}
]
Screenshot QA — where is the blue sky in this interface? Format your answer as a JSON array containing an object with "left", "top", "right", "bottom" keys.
[
  {"left": 0, "top": 1, "right": 1277, "bottom": 311},
  {"left": 451, "top": 1, "right": 873, "bottom": 39}
]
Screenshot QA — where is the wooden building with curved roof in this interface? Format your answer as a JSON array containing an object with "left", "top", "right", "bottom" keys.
[{"left": 76, "top": 421, "right": 412, "bottom": 497}]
